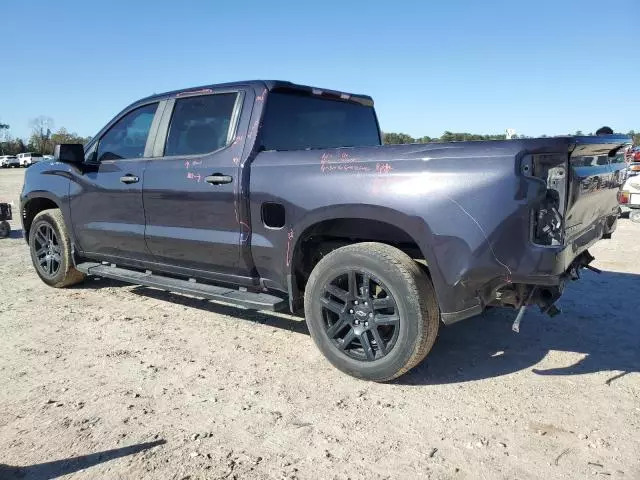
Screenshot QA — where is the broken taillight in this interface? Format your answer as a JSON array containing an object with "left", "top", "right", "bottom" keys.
[{"left": 528, "top": 154, "right": 567, "bottom": 246}]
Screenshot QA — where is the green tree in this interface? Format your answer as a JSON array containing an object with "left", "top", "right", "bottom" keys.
[{"left": 383, "top": 132, "right": 415, "bottom": 144}]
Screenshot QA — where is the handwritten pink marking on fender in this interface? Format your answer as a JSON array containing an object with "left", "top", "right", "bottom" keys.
[
  {"left": 321, "top": 151, "right": 367, "bottom": 173},
  {"left": 256, "top": 89, "right": 267, "bottom": 102},
  {"left": 192, "top": 160, "right": 202, "bottom": 166},
  {"left": 233, "top": 156, "right": 240, "bottom": 165},
  {"left": 286, "top": 229, "right": 294, "bottom": 267},
  {"left": 376, "top": 162, "right": 393, "bottom": 174},
  {"left": 185, "top": 160, "right": 190, "bottom": 169},
  {"left": 232, "top": 135, "right": 244, "bottom": 146}
]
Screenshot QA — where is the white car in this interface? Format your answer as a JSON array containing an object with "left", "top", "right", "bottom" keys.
[
  {"left": 0, "top": 155, "right": 20, "bottom": 168},
  {"left": 16, "top": 152, "right": 43, "bottom": 167},
  {"left": 620, "top": 164, "right": 640, "bottom": 222}
]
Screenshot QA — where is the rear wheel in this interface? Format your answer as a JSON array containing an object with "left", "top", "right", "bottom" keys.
[
  {"left": 304, "top": 242, "right": 440, "bottom": 382},
  {"left": 29, "top": 209, "right": 85, "bottom": 287}
]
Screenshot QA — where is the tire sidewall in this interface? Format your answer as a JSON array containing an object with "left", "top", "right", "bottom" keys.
[
  {"left": 29, "top": 211, "right": 69, "bottom": 287},
  {"left": 305, "top": 249, "right": 423, "bottom": 381}
]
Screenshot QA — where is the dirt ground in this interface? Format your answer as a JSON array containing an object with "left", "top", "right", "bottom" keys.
[{"left": 0, "top": 167, "right": 638, "bottom": 480}]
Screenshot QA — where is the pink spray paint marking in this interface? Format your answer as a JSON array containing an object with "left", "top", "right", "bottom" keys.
[
  {"left": 233, "top": 156, "right": 240, "bottom": 165},
  {"left": 286, "top": 229, "right": 294, "bottom": 267},
  {"left": 248, "top": 119, "right": 260, "bottom": 139},
  {"left": 186, "top": 172, "right": 202, "bottom": 183},
  {"left": 376, "top": 162, "right": 393, "bottom": 174},
  {"left": 256, "top": 89, "right": 267, "bottom": 102},
  {"left": 232, "top": 135, "right": 244, "bottom": 146},
  {"left": 321, "top": 152, "right": 369, "bottom": 173}
]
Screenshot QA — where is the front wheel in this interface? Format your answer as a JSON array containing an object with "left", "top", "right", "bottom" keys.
[
  {"left": 0, "top": 221, "right": 9, "bottom": 238},
  {"left": 28, "top": 208, "right": 85, "bottom": 287},
  {"left": 304, "top": 242, "right": 440, "bottom": 382}
]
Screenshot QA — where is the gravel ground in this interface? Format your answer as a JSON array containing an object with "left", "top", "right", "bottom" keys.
[{"left": 0, "top": 167, "right": 638, "bottom": 480}]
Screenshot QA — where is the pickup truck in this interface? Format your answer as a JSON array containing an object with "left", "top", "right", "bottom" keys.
[{"left": 20, "top": 80, "right": 630, "bottom": 381}]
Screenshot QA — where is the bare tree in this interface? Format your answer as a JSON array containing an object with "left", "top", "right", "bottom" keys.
[{"left": 29, "top": 116, "right": 55, "bottom": 154}]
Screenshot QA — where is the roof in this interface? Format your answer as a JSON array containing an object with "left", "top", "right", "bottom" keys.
[{"left": 139, "top": 80, "right": 374, "bottom": 106}]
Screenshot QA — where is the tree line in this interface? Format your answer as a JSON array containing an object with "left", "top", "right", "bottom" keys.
[
  {"left": 1, "top": 115, "right": 638, "bottom": 155},
  {"left": 0, "top": 116, "right": 91, "bottom": 156},
  {"left": 383, "top": 130, "right": 640, "bottom": 145}
]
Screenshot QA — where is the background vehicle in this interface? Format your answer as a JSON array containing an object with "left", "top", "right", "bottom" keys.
[
  {"left": 19, "top": 80, "right": 631, "bottom": 381},
  {"left": 0, "top": 155, "right": 20, "bottom": 168},
  {"left": 619, "top": 166, "right": 640, "bottom": 222},
  {"left": 17, "top": 152, "right": 43, "bottom": 167}
]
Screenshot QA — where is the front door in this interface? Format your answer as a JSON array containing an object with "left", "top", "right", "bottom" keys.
[
  {"left": 142, "top": 90, "right": 250, "bottom": 279},
  {"left": 69, "top": 102, "right": 160, "bottom": 263}
]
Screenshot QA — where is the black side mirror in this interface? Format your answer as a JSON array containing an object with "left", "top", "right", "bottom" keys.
[{"left": 54, "top": 144, "right": 85, "bottom": 164}]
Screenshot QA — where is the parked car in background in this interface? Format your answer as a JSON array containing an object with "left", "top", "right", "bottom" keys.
[
  {"left": 17, "top": 152, "right": 43, "bottom": 167},
  {"left": 619, "top": 162, "right": 640, "bottom": 222},
  {"left": 0, "top": 155, "right": 20, "bottom": 168}
]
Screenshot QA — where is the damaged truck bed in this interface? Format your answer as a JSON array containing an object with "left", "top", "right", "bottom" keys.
[{"left": 20, "top": 80, "right": 631, "bottom": 380}]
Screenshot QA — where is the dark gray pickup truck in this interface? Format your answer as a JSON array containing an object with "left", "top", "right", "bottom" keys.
[{"left": 20, "top": 80, "right": 630, "bottom": 381}]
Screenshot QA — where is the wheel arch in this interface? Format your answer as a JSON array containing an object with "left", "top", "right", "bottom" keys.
[
  {"left": 22, "top": 195, "right": 63, "bottom": 243},
  {"left": 286, "top": 204, "right": 439, "bottom": 313}
]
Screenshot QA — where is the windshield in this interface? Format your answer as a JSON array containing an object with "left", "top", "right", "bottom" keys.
[{"left": 260, "top": 91, "right": 381, "bottom": 151}]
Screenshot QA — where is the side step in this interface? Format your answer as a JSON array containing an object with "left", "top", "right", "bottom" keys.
[{"left": 76, "top": 262, "right": 288, "bottom": 312}]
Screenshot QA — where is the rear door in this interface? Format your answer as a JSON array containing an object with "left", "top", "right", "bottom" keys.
[
  {"left": 142, "top": 88, "right": 252, "bottom": 279},
  {"left": 69, "top": 101, "right": 160, "bottom": 262}
]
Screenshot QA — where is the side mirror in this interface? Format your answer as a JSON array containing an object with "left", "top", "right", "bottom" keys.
[{"left": 54, "top": 144, "right": 84, "bottom": 164}]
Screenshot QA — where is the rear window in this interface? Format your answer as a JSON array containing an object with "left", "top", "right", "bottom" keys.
[
  {"left": 31, "top": 153, "right": 42, "bottom": 158},
  {"left": 260, "top": 92, "right": 380, "bottom": 151}
]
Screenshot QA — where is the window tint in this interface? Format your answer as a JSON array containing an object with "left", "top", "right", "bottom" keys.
[
  {"left": 31, "top": 153, "right": 42, "bottom": 158},
  {"left": 97, "top": 103, "right": 158, "bottom": 161},
  {"left": 164, "top": 93, "right": 238, "bottom": 156},
  {"left": 260, "top": 92, "right": 381, "bottom": 151}
]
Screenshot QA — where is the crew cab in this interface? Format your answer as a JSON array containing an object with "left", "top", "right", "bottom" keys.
[{"left": 20, "top": 80, "right": 631, "bottom": 381}]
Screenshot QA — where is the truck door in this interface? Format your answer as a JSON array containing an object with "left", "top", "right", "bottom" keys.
[
  {"left": 69, "top": 102, "right": 160, "bottom": 262},
  {"left": 142, "top": 89, "right": 253, "bottom": 281}
]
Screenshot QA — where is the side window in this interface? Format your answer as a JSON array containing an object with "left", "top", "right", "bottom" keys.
[
  {"left": 97, "top": 103, "right": 158, "bottom": 161},
  {"left": 164, "top": 93, "right": 238, "bottom": 156}
]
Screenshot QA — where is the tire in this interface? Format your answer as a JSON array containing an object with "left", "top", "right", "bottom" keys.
[
  {"left": 304, "top": 242, "right": 440, "bottom": 382},
  {"left": 0, "top": 221, "right": 9, "bottom": 238},
  {"left": 28, "top": 208, "right": 85, "bottom": 288}
]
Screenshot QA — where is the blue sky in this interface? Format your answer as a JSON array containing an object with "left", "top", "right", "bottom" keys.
[{"left": 1, "top": 0, "right": 637, "bottom": 140}]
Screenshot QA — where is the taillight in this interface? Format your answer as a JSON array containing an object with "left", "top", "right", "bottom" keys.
[
  {"left": 619, "top": 191, "right": 630, "bottom": 204},
  {"left": 528, "top": 153, "right": 567, "bottom": 246},
  {"left": 634, "top": 152, "right": 640, "bottom": 161},
  {"left": 629, "top": 164, "right": 640, "bottom": 172}
]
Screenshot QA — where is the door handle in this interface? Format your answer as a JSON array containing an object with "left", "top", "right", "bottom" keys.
[
  {"left": 120, "top": 175, "right": 139, "bottom": 184},
  {"left": 205, "top": 174, "right": 233, "bottom": 185}
]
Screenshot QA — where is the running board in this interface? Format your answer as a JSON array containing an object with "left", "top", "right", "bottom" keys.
[{"left": 76, "top": 262, "right": 288, "bottom": 312}]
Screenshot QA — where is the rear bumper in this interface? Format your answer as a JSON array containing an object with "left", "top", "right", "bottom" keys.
[{"left": 440, "top": 213, "right": 615, "bottom": 325}]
